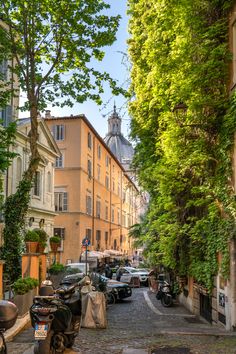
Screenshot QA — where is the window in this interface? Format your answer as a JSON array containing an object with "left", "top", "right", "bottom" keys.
[
  {"left": 97, "top": 144, "right": 101, "bottom": 159},
  {"left": 0, "top": 59, "right": 8, "bottom": 81},
  {"left": 52, "top": 125, "right": 64, "bottom": 141},
  {"left": 88, "top": 160, "right": 92, "bottom": 178},
  {"left": 105, "top": 206, "right": 108, "bottom": 220},
  {"left": 96, "top": 230, "right": 101, "bottom": 250},
  {"left": 105, "top": 231, "right": 108, "bottom": 245},
  {"left": 16, "top": 157, "right": 22, "bottom": 188},
  {"left": 105, "top": 155, "right": 110, "bottom": 167},
  {"left": 96, "top": 200, "right": 101, "bottom": 218},
  {"left": 0, "top": 105, "right": 12, "bottom": 127},
  {"left": 122, "top": 212, "right": 126, "bottom": 227},
  {"left": 105, "top": 175, "right": 109, "bottom": 189},
  {"left": 55, "top": 192, "right": 68, "bottom": 211},
  {"left": 97, "top": 165, "right": 101, "bottom": 181},
  {"left": 112, "top": 180, "right": 115, "bottom": 192},
  {"left": 88, "top": 132, "right": 92, "bottom": 149},
  {"left": 54, "top": 228, "right": 65, "bottom": 240},
  {"left": 33, "top": 171, "right": 41, "bottom": 197},
  {"left": 86, "top": 228, "right": 92, "bottom": 241},
  {"left": 117, "top": 211, "right": 120, "bottom": 225},
  {"left": 47, "top": 171, "right": 52, "bottom": 192},
  {"left": 55, "top": 154, "right": 64, "bottom": 168},
  {"left": 86, "top": 195, "right": 92, "bottom": 215},
  {"left": 111, "top": 209, "right": 114, "bottom": 222}
]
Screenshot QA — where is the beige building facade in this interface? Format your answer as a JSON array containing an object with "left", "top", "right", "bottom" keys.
[
  {"left": 45, "top": 112, "right": 139, "bottom": 264},
  {"left": 2, "top": 118, "right": 60, "bottom": 247}
]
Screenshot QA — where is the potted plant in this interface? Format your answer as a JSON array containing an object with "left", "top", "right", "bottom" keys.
[
  {"left": 34, "top": 228, "right": 48, "bottom": 253},
  {"left": 48, "top": 263, "right": 65, "bottom": 288},
  {"left": 24, "top": 230, "right": 39, "bottom": 253},
  {"left": 12, "top": 277, "right": 39, "bottom": 316},
  {"left": 49, "top": 236, "right": 61, "bottom": 253}
]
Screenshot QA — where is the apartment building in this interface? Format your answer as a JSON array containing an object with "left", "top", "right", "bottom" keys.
[{"left": 45, "top": 112, "right": 139, "bottom": 264}]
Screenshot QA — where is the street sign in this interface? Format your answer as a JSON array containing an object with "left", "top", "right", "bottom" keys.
[{"left": 82, "top": 237, "right": 90, "bottom": 246}]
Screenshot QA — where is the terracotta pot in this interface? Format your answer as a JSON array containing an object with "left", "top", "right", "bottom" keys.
[
  {"left": 50, "top": 242, "right": 59, "bottom": 253},
  {"left": 38, "top": 244, "right": 46, "bottom": 253},
  {"left": 25, "top": 241, "right": 39, "bottom": 253}
]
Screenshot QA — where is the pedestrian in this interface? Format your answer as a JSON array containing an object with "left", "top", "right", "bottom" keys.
[
  {"left": 105, "top": 264, "right": 112, "bottom": 279},
  {"left": 116, "top": 267, "right": 122, "bottom": 281}
]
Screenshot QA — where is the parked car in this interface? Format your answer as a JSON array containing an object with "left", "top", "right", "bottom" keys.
[
  {"left": 65, "top": 262, "right": 89, "bottom": 274},
  {"left": 117, "top": 266, "right": 149, "bottom": 286},
  {"left": 91, "top": 274, "right": 132, "bottom": 302}
]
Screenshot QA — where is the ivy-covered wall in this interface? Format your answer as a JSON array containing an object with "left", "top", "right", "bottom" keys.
[{"left": 128, "top": 0, "right": 236, "bottom": 290}]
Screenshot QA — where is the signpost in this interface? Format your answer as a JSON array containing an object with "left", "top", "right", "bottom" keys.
[{"left": 82, "top": 237, "right": 91, "bottom": 275}]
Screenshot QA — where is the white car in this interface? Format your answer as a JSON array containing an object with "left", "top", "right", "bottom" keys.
[{"left": 118, "top": 266, "right": 149, "bottom": 286}]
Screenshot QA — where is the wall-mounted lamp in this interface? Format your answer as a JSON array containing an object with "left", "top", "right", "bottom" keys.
[{"left": 29, "top": 217, "right": 34, "bottom": 227}]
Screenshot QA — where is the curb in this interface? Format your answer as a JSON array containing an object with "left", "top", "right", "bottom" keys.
[
  {"left": 159, "top": 329, "right": 236, "bottom": 337},
  {"left": 5, "top": 312, "right": 30, "bottom": 342}
]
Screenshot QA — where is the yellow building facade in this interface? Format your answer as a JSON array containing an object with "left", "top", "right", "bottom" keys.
[{"left": 45, "top": 112, "right": 139, "bottom": 264}]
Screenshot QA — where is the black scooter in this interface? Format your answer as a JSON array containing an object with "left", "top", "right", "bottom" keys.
[
  {"left": 0, "top": 300, "right": 18, "bottom": 354},
  {"left": 156, "top": 280, "right": 173, "bottom": 307},
  {"left": 30, "top": 278, "right": 85, "bottom": 354}
]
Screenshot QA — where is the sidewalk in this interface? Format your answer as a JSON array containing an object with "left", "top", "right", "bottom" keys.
[
  {"left": 146, "top": 289, "right": 236, "bottom": 337},
  {"left": 5, "top": 313, "right": 30, "bottom": 342}
]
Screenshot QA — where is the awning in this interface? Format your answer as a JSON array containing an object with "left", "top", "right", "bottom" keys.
[
  {"left": 103, "top": 249, "right": 123, "bottom": 256},
  {"left": 81, "top": 251, "right": 106, "bottom": 260}
]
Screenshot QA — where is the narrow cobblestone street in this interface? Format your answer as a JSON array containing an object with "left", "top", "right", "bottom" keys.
[{"left": 6, "top": 288, "right": 236, "bottom": 354}]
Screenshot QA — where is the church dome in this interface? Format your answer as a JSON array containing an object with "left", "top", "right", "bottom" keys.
[{"left": 104, "top": 105, "right": 134, "bottom": 168}]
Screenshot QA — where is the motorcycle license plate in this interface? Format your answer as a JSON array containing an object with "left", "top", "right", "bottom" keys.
[{"left": 34, "top": 323, "right": 48, "bottom": 340}]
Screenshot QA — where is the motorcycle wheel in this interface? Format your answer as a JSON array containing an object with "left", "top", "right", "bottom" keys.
[
  {"left": 161, "top": 293, "right": 173, "bottom": 307},
  {"left": 34, "top": 332, "right": 55, "bottom": 354},
  {"left": 106, "top": 292, "right": 116, "bottom": 305}
]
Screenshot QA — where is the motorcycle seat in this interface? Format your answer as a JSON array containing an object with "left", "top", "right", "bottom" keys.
[{"left": 56, "top": 284, "right": 76, "bottom": 296}]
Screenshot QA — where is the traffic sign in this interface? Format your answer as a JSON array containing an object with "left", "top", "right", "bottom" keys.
[{"left": 82, "top": 237, "right": 90, "bottom": 246}]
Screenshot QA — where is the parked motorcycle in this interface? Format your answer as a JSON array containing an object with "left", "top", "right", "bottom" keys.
[
  {"left": 156, "top": 280, "right": 173, "bottom": 307},
  {"left": 30, "top": 278, "right": 86, "bottom": 354},
  {"left": 0, "top": 300, "right": 18, "bottom": 354}
]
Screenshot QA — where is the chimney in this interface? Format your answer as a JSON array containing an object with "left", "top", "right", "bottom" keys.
[{"left": 45, "top": 110, "right": 51, "bottom": 119}]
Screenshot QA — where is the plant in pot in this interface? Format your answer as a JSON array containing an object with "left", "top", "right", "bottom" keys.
[
  {"left": 49, "top": 236, "right": 61, "bottom": 253},
  {"left": 34, "top": 228, "right": 48, "bottom": 253},
  {"left": 12, "top": 277, "right": 39, "bottom": 316},
  {"left": 24, "top": 230, "right": 39, "bottom": 253}
]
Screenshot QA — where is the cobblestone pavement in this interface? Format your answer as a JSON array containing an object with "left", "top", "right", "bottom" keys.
[{"left": 7, "top": 287, "right": 236, "bottom": 354}]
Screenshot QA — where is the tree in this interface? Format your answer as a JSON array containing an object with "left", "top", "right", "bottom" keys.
[
  {"left": 0, "top": 0, "right": 125, "bottom": 281},
  {"left": 128, "top": 0, "right": 236, "bottom": 289}
]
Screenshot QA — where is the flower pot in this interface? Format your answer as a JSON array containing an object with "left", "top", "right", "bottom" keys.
[
  {"left": 50, "top": 242, "right": 59, "bottom": 253},
  {"left": 25, "top": 241, "right": 39, "bottom": 253},
  {"left": 38, "top": 244, "right": 46, "bottom": 253}
]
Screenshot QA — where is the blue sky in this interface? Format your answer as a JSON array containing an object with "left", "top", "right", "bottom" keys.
[{"left": 20, "top": 0, "right": 130, "bottom": 139}]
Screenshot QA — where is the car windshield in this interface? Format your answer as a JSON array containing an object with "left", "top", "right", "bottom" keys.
[{"left": 65, "top": 266, "right": 84, "bottom": 274}]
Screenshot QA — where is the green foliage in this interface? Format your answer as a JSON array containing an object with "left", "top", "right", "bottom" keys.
[
  {"left": 48, "top": 263, "right": 65, "bottom": 275},
  {"left": 0, "top": 0, "right": 125, "bottom": 283},
  {"left": 33, "top": 228, "right": 48, "bottom": 247},
  {"left": 24, "top": 230, "right": 39, "bottom": 242},
  {"left": 2, "top": 178, "right": 32, "bottom": 282},
  {"left": 13, "top": 277, "right": 39, "bottom": 295},
  {"left": 128, "top": 0, "right": 236, "bottom": 290},
  {"left": 49, "top": 236, "right": 60, "bottom": 244}
]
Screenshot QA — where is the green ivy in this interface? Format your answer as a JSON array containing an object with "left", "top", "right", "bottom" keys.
[{"left": 128, "top": 0, "right": 236, "bottom": 290}]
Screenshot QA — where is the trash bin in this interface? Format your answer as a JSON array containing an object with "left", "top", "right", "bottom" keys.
[{"left": 81, "top": 291, "right": 107, "bottom": 329}]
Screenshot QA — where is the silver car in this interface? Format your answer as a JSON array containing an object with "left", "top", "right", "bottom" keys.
[{"left": 118, "top": 267, "right": 149, "bottom": 286}]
